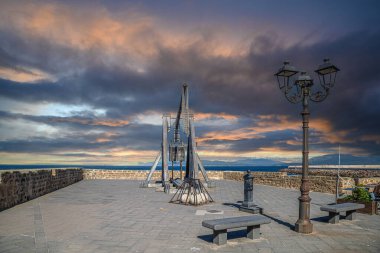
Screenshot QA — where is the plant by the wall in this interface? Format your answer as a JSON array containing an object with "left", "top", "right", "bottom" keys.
[{"left": 343, "top": 187, "right": 371, "bottom": 202}]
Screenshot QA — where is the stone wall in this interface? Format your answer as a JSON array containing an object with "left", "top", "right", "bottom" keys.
[
  {"left": 358, "top": 177, "right": 380, "bottom": 186},
  {"left": 333, "top": 176, "right": 380, "bottom": 191},
  {"left": 83, "top": 169, "right": 224, "bottom": 180},
  {"left": 340, "top": 177, "right": 355, "bottom": 189},
  {"left": 0, "top": 169, "right": 83, "bottom": 211},
  {"left": 281, "top": 168, "right": 380, "bottom": 178},
  {"left": 223, "top": 171, "right": 337, "bottom": 194},
  {"left": 2, "top": 168, "right": 377, "bottom": 211},
  {"left": 83, "top": 169, "right": 338, "bottom": 193}
]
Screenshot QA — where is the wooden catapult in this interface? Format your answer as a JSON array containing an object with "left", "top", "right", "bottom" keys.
[{"left": 141, "top": 84, "right": 214, "bottom": 205}]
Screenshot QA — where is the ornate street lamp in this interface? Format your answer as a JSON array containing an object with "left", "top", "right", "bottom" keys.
[{"left": 275, "top": 59, "right": 340, "bottom": 234}]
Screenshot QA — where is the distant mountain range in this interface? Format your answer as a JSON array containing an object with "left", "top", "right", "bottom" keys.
[
  {"left": 309, "top": 154, "right": 380, "bottom": 165},
  {"left": 139, "top": 157, "right": 287, "bottom": 166},
  {"left": 203, "top": 154, "right": 380, "bottom": 166},
  {"left": 201, "top": 158, "right": 287, "bottom": 166}
]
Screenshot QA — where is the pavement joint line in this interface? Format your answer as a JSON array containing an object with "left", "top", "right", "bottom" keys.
[{"left": 33, "top": 202, "right": 48, "bottom": 253}]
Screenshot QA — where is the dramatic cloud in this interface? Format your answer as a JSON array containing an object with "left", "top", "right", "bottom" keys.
[{"left": 0, "top": 0, "right": 379, "bottom": 164}]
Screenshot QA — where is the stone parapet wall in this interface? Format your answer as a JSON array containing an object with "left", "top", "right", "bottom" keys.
[
  {"left": 0, "top": 169, "right": 83, "bottom": 211},
  {"left": 83, "top": 169, "right": 224, "bottom": 180},
  {"left": 83, "top": 169, "right": 339, "bottom": 193},
  {"left": 281, "top": 168, "right": 380, "bottom": 178},
  {"left": 340, "top": 177, "right": 355, "bottom": 189},
  {"left": 328, "top": 177, "right": 380, "bottom": 191},
  {"left": 83, "top": 170, "right": 158, "bottom": 180},
  {"left": 204, "top": 171, "right": 224, "bottom": 180},
  {"left": 358, "top": 177, "right": 380, "bottom": 186},
  {"left": 223, "top": 171, "right": 287, "bottom": 181},
  {"left": 2, "top": 168, "right": 378, "bottom": 211},
  {"left": 223, "top": 171, "right": 337, "bottom": 193}
]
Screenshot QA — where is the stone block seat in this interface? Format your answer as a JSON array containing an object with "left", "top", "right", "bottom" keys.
[
  {"left": 320, "top": 203, "right": 365, "bottom": 224},
  {"left": 202, "top": 215, "right": 271, "bottom": 245}
]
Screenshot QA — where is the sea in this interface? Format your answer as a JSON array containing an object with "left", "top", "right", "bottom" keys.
[{"left": 0, "top": 165, "right": 287, "bottom": 172}]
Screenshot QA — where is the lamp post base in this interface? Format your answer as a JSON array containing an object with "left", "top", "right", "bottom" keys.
[{"left": 295, "top": 219, "right": 313, "bottom": 234}]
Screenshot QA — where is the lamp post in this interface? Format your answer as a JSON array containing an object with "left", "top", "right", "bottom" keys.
[{"left": 274, "top": 59, "right": 339, "bottom": 233}]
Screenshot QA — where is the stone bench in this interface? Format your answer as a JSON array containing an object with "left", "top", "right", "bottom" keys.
[
  {"left": 202, "top": 215, "right": 271, "bottom": 245},
  {"left": 320, "top": 203, "right": 365, "bottom": 224}
]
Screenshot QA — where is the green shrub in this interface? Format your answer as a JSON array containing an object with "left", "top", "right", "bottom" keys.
[
  {"left": 343, "top": 195, "right": 354, "bottom": 201},
  {"left": 343, "top": 187, "right": 371, "bottom": 202}
]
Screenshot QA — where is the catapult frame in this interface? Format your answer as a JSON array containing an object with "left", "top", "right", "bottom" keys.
[{"left": 140, "top": 84, "right": 215, "bottom": 205}]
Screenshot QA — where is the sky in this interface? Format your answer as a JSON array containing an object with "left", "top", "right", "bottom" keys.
[{"left": 0, "top": 0, "right": 380, "bottom": 165}]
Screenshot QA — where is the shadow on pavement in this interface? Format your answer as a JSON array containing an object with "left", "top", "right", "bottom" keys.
[
  {"left": 223, "top": 202, "right": 295, "bottom": 231},
  {"left": 198, "top": 229, "right": 248, "bottom": 243},
  {"left": 222, "top": 202, "right": 241, "bottom": 209},
  {"left": 262, "top": 213, "right": 295, "bottom": 230},
  {"left": 311, "top": 215, "right": 341, "bottom": 223}
]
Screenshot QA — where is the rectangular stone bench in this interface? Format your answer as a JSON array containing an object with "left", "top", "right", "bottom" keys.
[
  {"left": 320, "top": 203, "right": 365, "bottom": 224},
  {"left": 202, "top": 215, "right": 271, "bottom": 245}
]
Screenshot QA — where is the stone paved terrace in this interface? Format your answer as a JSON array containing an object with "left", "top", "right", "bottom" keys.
[{"left": 0, "top": 180, "right": 379, "bottom": 253}]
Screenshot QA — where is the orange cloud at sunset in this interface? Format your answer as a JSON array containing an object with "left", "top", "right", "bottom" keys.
[
  {"left": 198, "top": 114, "right": 352, "bottom": 145},
  {"left": 22, "top": 4, "right": 155, "bottom": 55},
  {"left": 197, "top": 146, "right": 307, "bottom": 160},
  {"left": 198, "top": 128, "right": 264, "bottom": 142},
  {"left": 0, "top": 0, "right": 251, "bottom": 77},
  {"left": 93, "top": 119, "right": 130, "bottom": 127},
  {"left": 195, "top": 112, "right": 238, "bottom": 121},
  {"left": 0, "top": 147, "right": 158, "bottom": 165},
  {"left": 94, "top": 132, "right": 119, "bottom": 143},
  {"left": 0, "top": 66, "right": 56, "bottom": 83},
  {"left": 198, "top": 114, "right": 296, "bottom": 143}
]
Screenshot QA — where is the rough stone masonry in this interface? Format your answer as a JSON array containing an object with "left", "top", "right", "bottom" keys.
[
  {"left": 0, "top": 169, "right": 83, "bottom": 211},
  {"left": 1, "top": 168, "right": 379, "bottom": 212}
]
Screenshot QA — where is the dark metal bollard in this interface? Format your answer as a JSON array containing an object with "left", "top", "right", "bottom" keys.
[
  {"left": 240, "top": 170, "right": 262, "bottom": 214},
  {"left": 242, "top": 170, "right": 255, "bottom": 208}
]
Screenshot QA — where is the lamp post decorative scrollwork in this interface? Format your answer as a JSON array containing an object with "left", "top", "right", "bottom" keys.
[{"left": 274, "top": 59, "right": 340, "bottom": 234}]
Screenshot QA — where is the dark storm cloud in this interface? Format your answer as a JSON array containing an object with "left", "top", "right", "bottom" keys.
[
  {"left": 2, "top": 28, "right": 379, "bottom": 122},
  {"left": 0, "top": 110, "right": 129, "bottom": 129},
  {"left": 202, "top": 129, "right": 300, "bottom": 152},
  {"left": 0, "top": 31, "right": 183, "bottom": 116},
  {"left": 0, "top": 123, "right": 162, "bottom": 153},
  {"left": 0, "top": 29, "right": 85, "bottom": 80},
  {"left": 0, "top": 1, "right": 379, "bottom": 160},
  {"left": 0, "top": 109, "right": 165, "bottom": 153},
  {"left": 0, "top": 136, "right": 105, "bottom": 153},
  {"left": 273, "top": 31, "right": 380, "bottom": 134}
]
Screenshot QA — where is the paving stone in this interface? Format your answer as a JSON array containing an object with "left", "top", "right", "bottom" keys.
[
  {"left": 0, "top": 180, "right": 379, "bottom": 252},
  {"left": 257, "top": 248, "right": 273, "bottom": 253}
]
